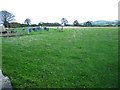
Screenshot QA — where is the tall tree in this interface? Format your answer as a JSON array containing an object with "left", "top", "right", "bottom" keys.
[
  {"left": 73, "top": 20, "right": 79, "bottom": 26},
  {"left": 84, "top": 21, "right": 92, "bottom": 27},
  {"left": 24, "top": 18, "right": 31, "bottom": 26},
  {"left": 0, "top": 10, "right": 15, "bottom": 28},
  {"left": 61, "top": 18, "right": 68, "bottom": 26},
  {"left": 61, "top": 18, "right": 68, "bottom": 31}
]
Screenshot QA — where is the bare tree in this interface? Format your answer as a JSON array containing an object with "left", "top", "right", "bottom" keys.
[
  {"left": 24, "top": 18, "right": 31, "bottom": 26},
  {"left": 0, "top": 10, "right": 15, "bottom": 28},
  {"left": 61, "top": 18, "right": 68, "bottom": 31}
]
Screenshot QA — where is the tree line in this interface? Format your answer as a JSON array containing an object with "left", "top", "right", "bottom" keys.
[{"left": 0, "top": 10, "right": 118, "bottom": 28}]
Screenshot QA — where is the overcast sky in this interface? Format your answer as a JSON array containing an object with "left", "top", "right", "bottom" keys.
[{"left": 0, "top": 0, "right": 119, "bottom": 24}]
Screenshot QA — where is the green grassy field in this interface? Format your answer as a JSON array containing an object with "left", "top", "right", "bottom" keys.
[{"left": 2, "top": 27, "right": 118, "bottom": 88}]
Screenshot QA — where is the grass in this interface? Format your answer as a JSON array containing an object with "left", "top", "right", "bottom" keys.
[
  {"left": 2, "top": 27, "right": 118, "bottom": 88},
  {"left": 0, "top": 38, "right": 2, "bottom": 69}
]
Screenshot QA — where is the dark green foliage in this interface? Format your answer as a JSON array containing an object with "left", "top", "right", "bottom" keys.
[
  {"left": 38, "top": 22, "right": 61, "bottom": 26},
  {"left": 84, "top": 21, "right": 92, "bottom": 27},
  {"left": 9, "top": 22, "right": 21, "bottom": 28},
  {"left": 73, "top": 20, "right": 80, "bottom": 26}
]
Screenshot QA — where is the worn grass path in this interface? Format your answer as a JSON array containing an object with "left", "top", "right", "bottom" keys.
[{"left": 2, "top": 27, "right": 118, "bottom": 88}]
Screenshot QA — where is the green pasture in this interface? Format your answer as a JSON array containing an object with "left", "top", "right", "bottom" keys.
[{"left": 2, "top": 27, "right": 118, "bottom": 88}]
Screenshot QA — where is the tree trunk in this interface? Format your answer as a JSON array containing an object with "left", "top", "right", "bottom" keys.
[
  {"left": 4, "top": 21, "right": 9, "bottom": 28},
  {"left": 61, "top": 26, "right": 63, "bottom": 31}
]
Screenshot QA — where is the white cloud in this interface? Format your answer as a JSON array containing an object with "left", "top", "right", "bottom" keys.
[{"left": 0, "top": 0, "right": 119, "bottom": 24}]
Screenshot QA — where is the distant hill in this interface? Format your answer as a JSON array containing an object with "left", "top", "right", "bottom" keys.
[
  {"left": 80, "top": 20, "right": 118, "bottom": 25},
  {"left": 91, "top": 20, "right": 118, "bottom": 25}
]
